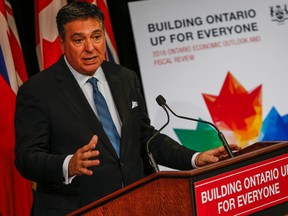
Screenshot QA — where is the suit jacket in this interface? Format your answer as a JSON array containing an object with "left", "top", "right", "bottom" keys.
[{"left": 14, "top": 56, "right": 195, "bottom": 215}]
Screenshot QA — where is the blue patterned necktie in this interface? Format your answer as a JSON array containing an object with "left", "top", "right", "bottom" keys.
[{"left": 88, "top": 77, "right": 120, "bottom": 157}]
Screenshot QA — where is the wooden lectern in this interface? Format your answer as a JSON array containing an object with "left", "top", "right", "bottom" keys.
[{"left": 68, "top": 141, "right": 288, "bottom": 216}]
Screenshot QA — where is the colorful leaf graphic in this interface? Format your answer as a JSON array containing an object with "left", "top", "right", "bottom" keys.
[
  {"left": 259, "top": 107, "right": 288, "bottom": 141},
  {"left": 174, "top": 119, "right": 222, "bottom": 152},
  {"left": 202, "top": 72, "right": 262, "bottom": 147}
]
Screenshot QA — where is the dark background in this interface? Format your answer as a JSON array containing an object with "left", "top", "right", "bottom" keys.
[{"left": 9, "top": 0, "right": 144, "bottom": 93}]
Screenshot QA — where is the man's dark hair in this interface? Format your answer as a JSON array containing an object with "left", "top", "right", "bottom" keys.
[{"left": 56, "top": 1, "right": 105, "bottom": 39}]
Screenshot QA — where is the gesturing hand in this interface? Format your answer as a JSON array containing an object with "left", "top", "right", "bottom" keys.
[{"left": 68, "top": 135, "right": 100, "bottom": 177}]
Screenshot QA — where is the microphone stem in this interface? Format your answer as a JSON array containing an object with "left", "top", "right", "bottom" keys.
[
  {"left": 165, "top": 104, "right": 234, "bottom": 158},
  {"left": 218, "top": 132, "right": 234, "bottom": 158},
  {"left": 147, "top": 151, "right": 159, "bottom": 172},
  {"left": 146, "top": 105, "right": 170, "bottom": 172}
]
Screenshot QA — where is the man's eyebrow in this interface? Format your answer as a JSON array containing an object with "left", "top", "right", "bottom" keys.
[
  {"left": 71, "top": 29, "right": 104, "bottom": 37},
  {"left": 91, "top": 29, "right": 104, "bottom": 34},
  {"left": 71, "top": 32, "right": 84, "bottom": 38}
]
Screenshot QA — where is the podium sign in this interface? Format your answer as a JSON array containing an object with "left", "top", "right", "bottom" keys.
[{"left": 194, "top": 154, "right": 288, "bottom": 215}]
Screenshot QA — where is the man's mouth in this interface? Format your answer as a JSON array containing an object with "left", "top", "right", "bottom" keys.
[{"left": 83, "top": 56, "right": 96, "bottom": 62}]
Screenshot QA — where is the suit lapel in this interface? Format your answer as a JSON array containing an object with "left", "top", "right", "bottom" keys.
[
  {"left": 101, "top": 61, "right": 129, "bottom": 123},
  {"left": 102, "top": 62, "right": 131, "bottom": 157}
]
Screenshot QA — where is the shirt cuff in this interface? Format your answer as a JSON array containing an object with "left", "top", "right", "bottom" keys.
[
  {"left": 191, "top": 152, "right": 201, "bottom": 168},
  {"left": 63, "top": 154, "right": 76, "bottom": 184}
]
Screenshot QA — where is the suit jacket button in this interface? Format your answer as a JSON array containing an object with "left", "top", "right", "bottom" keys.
[{"left": 119, "top": 162, "right": 124, "bottom": 167}]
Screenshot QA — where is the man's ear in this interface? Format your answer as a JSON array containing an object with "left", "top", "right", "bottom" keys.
[{"left": 58, "top": 35, "right": 64, "bottom": 53}]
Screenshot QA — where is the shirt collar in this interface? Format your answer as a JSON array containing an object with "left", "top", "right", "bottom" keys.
[{"left": 64, "top": 56, "right": 106, "bottom": 86}]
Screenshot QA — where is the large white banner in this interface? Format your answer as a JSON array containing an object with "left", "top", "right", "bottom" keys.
[{"left": 128, "top": 0, "right": 288, "bottom": 153}]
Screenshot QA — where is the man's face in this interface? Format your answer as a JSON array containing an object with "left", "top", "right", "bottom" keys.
[{"left": 59, "top": 18, "right": 106, "bottom": 76}]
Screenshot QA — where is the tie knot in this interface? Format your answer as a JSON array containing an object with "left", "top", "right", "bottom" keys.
[{"left": 88, "top": 77, "right": 98, "bottom": 89}]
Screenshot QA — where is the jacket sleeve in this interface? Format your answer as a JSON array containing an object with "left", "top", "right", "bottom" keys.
[{"left": 14, "top": 82, "right": 66, "bottom": 185}]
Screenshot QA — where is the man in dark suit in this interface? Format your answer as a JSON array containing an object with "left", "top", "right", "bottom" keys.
[{"left": 14, "top": 2, "right": 239, "bottom": 215}]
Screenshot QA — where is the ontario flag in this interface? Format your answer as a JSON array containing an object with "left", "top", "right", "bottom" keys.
[{"left": 0, "top": 0, "right": 33, "bottom": 215}]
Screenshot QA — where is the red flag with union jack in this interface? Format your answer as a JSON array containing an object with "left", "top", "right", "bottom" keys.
[
  {"left": 35, "top": 0, "right": 67, "bottom": 70},
  {"left": 0, "top": 0, "right": 33, "bottom": 215}
]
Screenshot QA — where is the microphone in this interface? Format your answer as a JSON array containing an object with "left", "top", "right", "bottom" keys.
[
  {"left": 146, "top": 98, "right": 170, "bottom": 172},
  {"left": 156, "top": 95, "right": 234, "bottom": 158}
]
